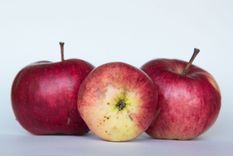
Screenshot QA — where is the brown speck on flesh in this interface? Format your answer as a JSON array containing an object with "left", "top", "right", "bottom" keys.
[
  {"left": 128, "top": 114, "right": 133, "bottom": 121},
  {"left": 104, "top": 115, "right": 110, "bottom": 120},
  {"left": 107, "top": 102, "right": 110, "bottom": 105},
  {"left": 105, "top": 130, "right": 108, "bottom": 133}
]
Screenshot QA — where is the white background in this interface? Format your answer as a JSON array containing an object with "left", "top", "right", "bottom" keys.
[{"left": 0, "top": 0, "right": 233, "bottom": 155}]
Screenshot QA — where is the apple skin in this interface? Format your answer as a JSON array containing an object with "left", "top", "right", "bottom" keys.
[
  {"left": 141, "top": 59, "right": 221, "bottom": 140},
  {"left": 11, "top": 59, "right": 94, "bottom": 135},
  {"left": 78, "top": 62, "right": 158, "bottom": 141}
]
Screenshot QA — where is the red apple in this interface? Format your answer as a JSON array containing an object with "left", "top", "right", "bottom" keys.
[
  {"left": 141, "top": 49, "right": 221, "bottom": 140},
  {"left": 78, "top": 62, "right": 158, "bottom": 141},
  {"left": 11, "top": 42, "right": 94, "bottom": 135}
]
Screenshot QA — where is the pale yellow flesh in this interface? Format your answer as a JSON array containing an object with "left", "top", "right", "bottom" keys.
[{"left": 82, "top": 85, "right": 142, "bottom": 141}]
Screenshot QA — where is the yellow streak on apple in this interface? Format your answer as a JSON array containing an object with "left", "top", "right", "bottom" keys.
[
  {"left": 204, "top": 73, "right": 220, "bottom": 93},
  {"left": 86, "top": 85, "right": 142, "bottom": 141}
]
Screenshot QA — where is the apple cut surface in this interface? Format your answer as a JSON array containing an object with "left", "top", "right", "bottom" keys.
[{"left": 78, "top": 62, "right": 158, "bottom": 141}]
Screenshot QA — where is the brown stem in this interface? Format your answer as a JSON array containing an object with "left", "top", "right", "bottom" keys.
[
  {"left": 59, "top": 42, "right": 65, "bottom": 62},
  {"left": 182, "top": 48, "right": 200, "bottom": 75}
]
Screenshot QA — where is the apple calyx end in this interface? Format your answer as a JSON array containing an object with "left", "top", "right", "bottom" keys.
[
  {"left": 116, "top": 99, "right": 126, "bottom": 111},
  {"left": 116, "top": 99, "right": 127, "bottom": 111}
]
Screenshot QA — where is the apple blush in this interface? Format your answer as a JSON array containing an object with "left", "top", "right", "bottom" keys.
[
  {"left": 11, "top": 42, "right": 94, "bottom": 135},
  {"left": 78, "top": 62, "right": 159, "bottom": 141},
  {"left": 141, "top": 48, "right": 221, "bottom": 140}
]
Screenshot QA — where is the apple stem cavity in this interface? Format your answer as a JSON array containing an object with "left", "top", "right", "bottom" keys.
[
  {"left": 59, "top": 42, "right": 65, "bottom": 62},
  {"left": 182, "top": 48, "right": 200, "bottom": 75}
]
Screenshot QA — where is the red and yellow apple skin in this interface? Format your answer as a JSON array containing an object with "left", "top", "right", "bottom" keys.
[
  {"left": 78, "top": 62, "right": 158, "bottom": 141},
  {"left": 11, "top": 59, "right": 94, "bottom": 135},
  {"left": 141, "top": 59, "right": 221, "bottom": 140}
]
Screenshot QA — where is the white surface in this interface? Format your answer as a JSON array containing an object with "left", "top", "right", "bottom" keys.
[
  {"left": 1, "top": 133, "right": 233, "bottom": 156},
  {"left": 0, "top": 0, "right": 233, "bottom": 155}
]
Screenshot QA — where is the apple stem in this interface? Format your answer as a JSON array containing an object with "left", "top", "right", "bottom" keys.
[
  {"left": 59, "top": 42, "right": 65, "bottom": 62},
  {"left": 182, "top": 48, "right": 200, "bottom": 75}
]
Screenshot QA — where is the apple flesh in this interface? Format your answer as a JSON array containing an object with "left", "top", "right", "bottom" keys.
[
  {"left": 11, "top": 43, "right": 94, "bottom": 135},
  {"left": 78, "top": 62, "right": 158, "bottom": 141},
  {"left": 141, "top": 49, "right": 221, "bottom": 140}
]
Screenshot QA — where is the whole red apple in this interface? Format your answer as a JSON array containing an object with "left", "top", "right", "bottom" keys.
[
  {"left": 11, "top": 42, "right": 94, "bottom": 135},
  {"left": 141, "top": 49, "right": 221, "bottom": 140},
  {"left": 78, "top": 62, "right": 158, "bottom": 141}
]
